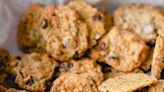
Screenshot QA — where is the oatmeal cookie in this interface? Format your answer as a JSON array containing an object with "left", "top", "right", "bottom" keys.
[
  {"left": 51, "top": 72, "right": 103, "bottom": 92},
  {"left": 68, "top": 1, "right": 106, "bottom": 47},
  {"left": 114, "top": 4, "right": 164, "bottom": 43},
  {"left": 148, "top": 80, "right": 164, "bottom": 92},
  {"left": 17, "top": 3, "right": 46, "bottom": 53},
  {"left": 51, "top": 58, "right": 103, "bottom": 92},
  {"left": 6, "top": 53, "right": 58, "bottom": 91},
  {"left": 93, "top": 27, "right": 149, "bottom": 72},
  {"left": 58, "top": 58, "right": 103, "bottom": 77},
  {"left": 98, "top": 73, "right": 158, "bottom": 92},
  {"left": 104, "top": 69, "right": 143, "bottom": 80},
  {"left": 151, "top": 36, "right": 164, "bottom": 79},
  {"left": 39, "top": 5, "right": 89, "bottom": 62}
]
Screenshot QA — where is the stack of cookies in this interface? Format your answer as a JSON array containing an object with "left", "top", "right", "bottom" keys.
[{"left": 0, "top": 1, "right": 164, "bottom": 92}]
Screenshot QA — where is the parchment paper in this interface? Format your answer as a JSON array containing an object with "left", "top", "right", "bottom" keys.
[{"left": 0, "top": 0, "right": 163, "bottom": 55}]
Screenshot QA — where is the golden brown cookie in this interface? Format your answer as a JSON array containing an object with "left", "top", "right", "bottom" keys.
[
  {"left": 68, "top": 1, "right": 106, "bottom": 47},
  {"left": 51, "top": 58, "right": 103, "bottom": 92},
  {"left": 151, "top": 36, "right": 164, "bottom": 79},
  {"left": 148, "top": 80, "right": 164, "bottom": 92},
  {"left": 58, "top": 58, "right": 103, "bottom": 77},
  {"left": 51, "top": 72, "right": 103, "bottom": 92},
  {"left": 114, "top": 4, "right": 164, "bottom": 43},
  {"left": 17, "top": 3, "right": 46, "bottom": 53},
  {"left": 91, "top": 27, "right": 149, "bottom": 72},
  {"left": 104, "top": 69, "right": 143, "bottom": 80},
  {"left": 98, "top": 73, "right": 158, "bottom": 92},
  {"left": 39, "top": 5, "right": 89, "bottom": 62},
  {"left": 6, "top": 53, "right": 58, "bottom": 91}
]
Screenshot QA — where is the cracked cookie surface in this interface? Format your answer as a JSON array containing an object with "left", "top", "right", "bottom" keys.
[
  {"left": 39, "top": 5, "right": 89, "bottom": 62},
  {"left": 98, "top": 73, "right": 158, "bottom": 92},
  {"left": 151, "top": 36, "right": 164, "bottom": 79},
  {"left": 17, "top": 4, "right": 46, "bottom": 53},
  {"left": 91, "top": 27, "right": 149, "bottom": 72},
  {"left": 68, "top": 1, "right": 106, "bottom": 47},
  {"left": 6, "top": 53, "right": 58, "bottom": 91},
  {"left": 114, "top": 4, "right": 164, "bottom": 43},
  {"left": 51, "top": 58, "right": 103, "bottom": 92}
]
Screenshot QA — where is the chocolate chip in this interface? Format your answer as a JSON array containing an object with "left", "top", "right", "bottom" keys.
[
  {"left": 99, "top": 42, "right": 106, "bottom": 50},
  {"left": 41, "top": 18, "right": 48, "bottom": 29},
  {"left": 24, "top": 76, "right": 34, "bottom": 86},
  {"left": 93, "top": 13, "right": 102, "bottom": 21}
]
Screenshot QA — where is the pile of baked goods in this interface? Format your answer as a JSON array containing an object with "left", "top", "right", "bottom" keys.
[{"left": 0, "top": 1, "right": 164, "bottom": 92}]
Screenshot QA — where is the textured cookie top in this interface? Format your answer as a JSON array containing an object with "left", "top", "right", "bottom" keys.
[
  {"left": 114, "top": 4, "right": 164, "bottom": 43},
  {"left": 58, "top": 58, "right": 103, "bottom": 78},
  {"left": 68, "top": 1, "right": 106, "bottom": 47},
  {"left": 93, "top": 27, "right": 149, "bottom": 72},
  {"left": 98, "top": 73, "right": 158, "bottom": 92},
  {"left": 51, "top": 58, "right": 104, "bottom": 92},
  {"left": 39, "top": 5, "right": 89, "bottom": 62},
  {"left": 151, "top": 36, "right": 164, "bottom": 79},
  {"left": 17, "top": 3, "right": 46, "bottom": 53},
  {"left": 51, "top": 72, "right": 103, "bottom": 92},
  {"left": 6, "top": 53, "right": 58, "bottom": 91},
  {"left": 148, "top": 80, "right": 164, "bottom": 92}
]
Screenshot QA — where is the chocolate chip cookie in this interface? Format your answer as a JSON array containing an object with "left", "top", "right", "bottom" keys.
[
  {"left": 151, "top": 36, "right": 164, "bottom": 79},
  {"left": 6, "top": 53, "right": 58, "bottom": 91},
  {"left": 114, "top": 4, "right": 164, "bottom": 43},
  {"left": 91, "top": 27, "right": 149, "bottom": 72},
  {"left": 39, "top": 5, "right": 89, "bottom": 62},
  {"left": 17, "top": 3, "right": 46, "bottom": 53},
  {"left": 68, "top": 1, "right": 106, "bottom": 47}
]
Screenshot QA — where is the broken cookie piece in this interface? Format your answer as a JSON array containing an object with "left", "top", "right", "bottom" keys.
[{"left": 98, "top": 73, "right": 158, "bottom": 92}]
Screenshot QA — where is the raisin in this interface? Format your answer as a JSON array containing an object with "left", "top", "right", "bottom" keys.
[
  {"left": 24, "top": 76, "right": 34, "bottom": 86},
  {"left": 93, "top": 13, "right": 102, "bottom": 21},
  {"left": 41, "top": 19, "right": 48, "bottom": 29},
  {"left": 146, "top": 41, "right": 155, "bottom": 48},
  {"left": 16, "top": 56, "right": 21, "bottom": 60},
  {"left": 99, "top": 42, "right": 106, "bottom": 50}
]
